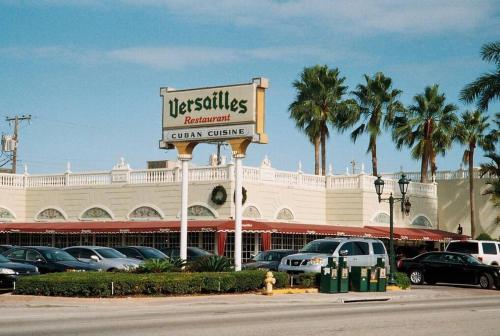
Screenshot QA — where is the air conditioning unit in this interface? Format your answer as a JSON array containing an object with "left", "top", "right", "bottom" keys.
[{"left": 1, "top": 135, "right": 16, "bottom": 152}]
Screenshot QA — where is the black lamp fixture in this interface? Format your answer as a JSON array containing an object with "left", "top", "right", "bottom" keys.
[{"left": 374, "top": 174, "right": 411, "bottom": 285}]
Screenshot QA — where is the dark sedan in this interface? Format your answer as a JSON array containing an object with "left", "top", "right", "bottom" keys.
[
  {"left": 114, "top": 246, "right": 169, "bottom": 260},
  {"left": 0, "top": 253, "right": 39, "bottom": 289},
  {"left": 160, "top": 247, "right": 212, "bottom": 261},
  {"left": 243, "top": 249, "right": 297, "bottom": 271},
  {"left": 0, "top": 245, "right": 14, "bottom": 253},
  {"left": 397, "top": 251, "right": 500, "bottom": 289},
  {"left": 2, "top": 246, "right": 102, "bottom": 273}
]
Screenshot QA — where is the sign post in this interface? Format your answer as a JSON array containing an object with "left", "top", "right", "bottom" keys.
[{"left": 160, "top": 78, "right": 268, "bottom": 269}]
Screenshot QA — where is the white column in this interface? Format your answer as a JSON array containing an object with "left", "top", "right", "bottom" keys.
[
  {"left": 180, "top": 156, "right": 190, "bottom": 261},
  {"left": 234, "top": 154, "right": 244, "bottom": 271}
]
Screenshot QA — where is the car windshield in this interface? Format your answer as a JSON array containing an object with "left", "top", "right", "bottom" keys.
[
  {"left": 301, "top": 241, "right": 340, "bottom": 254},
  {"left": 189, "top": 247, "right": 211, "bottom": 256},
  {"left": 253, "top": 251, "right": 271, "bottom": 261},
  {"left": 42, "top": 250, "right": 78, "bottom": 262},
  {"left": 95, "top": 248, "right": 126, "bottom": 258},
  {"left": 0, "top": 254, "right": 9, "bottom": 262},
  {"left": 139, "top": 248, "right": 168, "bottom": 259}
]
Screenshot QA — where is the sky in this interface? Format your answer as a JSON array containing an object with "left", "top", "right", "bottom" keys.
[{"left": 0, "top": 0, "right": 499, "bottom": 175}]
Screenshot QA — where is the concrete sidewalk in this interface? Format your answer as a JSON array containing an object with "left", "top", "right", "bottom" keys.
[{"left": 1, "top": 284, "right": 499, "bottom": 308}]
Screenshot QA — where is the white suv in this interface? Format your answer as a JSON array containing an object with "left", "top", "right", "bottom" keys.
[
  {"left": 446, "top": 240, "right": 500, "bottom": 266},
  {"left": 278, "top": 238, "right": 389, "bottom": 274}
]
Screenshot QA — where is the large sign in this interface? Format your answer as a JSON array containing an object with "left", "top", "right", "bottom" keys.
[{"left": 160, "top": 78, "right": 268, "bottom": 148}]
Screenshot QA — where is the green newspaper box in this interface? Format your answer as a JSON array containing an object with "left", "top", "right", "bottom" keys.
[
  {"left": 350, "top": 266, "right": 369, "bottom": 292},
  {"left": 320, "top": 257, "right": 339, "bottom": 294},
  {"left": 338, "top": 257, "right": 349, "bottom": 293}
]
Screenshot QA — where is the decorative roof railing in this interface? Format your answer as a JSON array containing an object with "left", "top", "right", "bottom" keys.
[{"left": 0, "top": 159, "right": 441, "bottom": 198}]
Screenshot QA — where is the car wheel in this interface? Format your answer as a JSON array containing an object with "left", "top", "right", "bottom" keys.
[
  {"left": 409, "top": 269, "right": 424, "bottom": 285},
  {"left": 479, "top": 273, "right": 494, "bottom": 289}
]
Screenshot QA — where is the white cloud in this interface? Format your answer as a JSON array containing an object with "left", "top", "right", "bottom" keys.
[
  {"left": 0, "top": 45, "right": 338, "bottom": 69},
  {"left": 4, "top": 0, "right": 497, "bottom": 35}
]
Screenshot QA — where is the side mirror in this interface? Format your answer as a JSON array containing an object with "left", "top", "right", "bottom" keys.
[
  {"left": 36, "top": 258, "right": 46, "bottom": 263},
  {"left": 250, "top": 254, "right": 256, "bottom": 259},
  {"left": 339, "top": 250, "right": 349, "bottom": 256},
  {"left": 90, "top": 255, "right": 99, "bottom": 262}
]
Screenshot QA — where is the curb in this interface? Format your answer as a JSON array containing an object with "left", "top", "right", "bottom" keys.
[{"left": 264, "top": 288, "right": 319, "bottom": 295}]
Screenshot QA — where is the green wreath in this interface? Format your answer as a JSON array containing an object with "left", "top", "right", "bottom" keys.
[
  {"left": 211, "top": 185, "right": 227, "bottom": 205},
  {"left": 234, "top": 186, "right": 247, "bottom": 205}
]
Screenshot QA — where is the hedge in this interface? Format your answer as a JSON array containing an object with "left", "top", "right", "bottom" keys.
[{"left": 13, "top": 270, "right": 290, "bottom": 297}]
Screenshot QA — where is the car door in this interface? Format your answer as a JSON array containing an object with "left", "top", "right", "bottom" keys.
[
  {"left": 79, "top": 248, "right": 99, "bottom": 263},
  {"left": 441, "top": 253, "right": 468, "bottom": 284},
  {"left": 5, "top": 248, "right": 27, "bottom": 264},
  {"left": 419, "top": 253, "right": 447, "bottom": 282},
  {"left": 25, "top": 249, "right": 52, "bottom": 273}
]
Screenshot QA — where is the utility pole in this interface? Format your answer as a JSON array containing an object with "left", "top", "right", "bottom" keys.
[{"left": 5, "top": 114, "right": 31, "bottom": 174}]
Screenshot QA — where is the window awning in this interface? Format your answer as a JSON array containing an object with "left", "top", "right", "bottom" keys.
[{"left": 365, "top": 226, "right": 469, "bottom": 241}]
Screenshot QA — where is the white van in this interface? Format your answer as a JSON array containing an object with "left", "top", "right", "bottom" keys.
[
  {"left": 278, "top": 237, "right": 389, "bottom": 274},
  {"left": 445, "top": 240, "right": 500, "bottom": 266}
]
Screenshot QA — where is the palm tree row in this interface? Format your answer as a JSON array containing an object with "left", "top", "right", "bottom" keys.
[{"left": 288, "top": 41, "right": 499, "bottom": 238}]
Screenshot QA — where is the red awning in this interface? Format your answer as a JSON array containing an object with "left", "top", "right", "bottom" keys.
[
  {"left": 365, "top": 226, "right": 469, "bottom": 241},
  {"left": 0, "top": 220, "right": 220, "bottom": 234},
  {"left": 267, "top": 222, "right": 389, "bottom": 238}
]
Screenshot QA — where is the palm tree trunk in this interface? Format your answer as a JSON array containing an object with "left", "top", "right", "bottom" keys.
[
  {"left": 371, "top": 136, "right": 378, "bottom": 176},
  {"left": 321, "top": 126, "right": 326, "bottom": 176},
  {"left": 431, "top": 150, "right": 437, "bottom": 182},
  {"left": 469, "top": 145, "right": 476, "bottom": 238},
  {"left": 420, "top": 149, "right": 429, "bottom": 183},
  {"left": 314, "top": 136, "right": 320, "bottom": 175}
]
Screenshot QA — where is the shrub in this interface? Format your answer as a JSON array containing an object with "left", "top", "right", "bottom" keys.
[
  {"left": 394, "top": 272, "right": 411, "bottom": 289},
  {"left": 295, "top": 273, "right": 320, "bottom": 288},
  {"left": 189, "top": 256, "right": 233, "bottom": 272},
  {"left": 136, "top": 259, "right": 175, "bottom": 273},
  {"left": 476, "top": 233, "right": 494, "bottom": 241},
  {"left": 13, "top": 270, "right": 291, "bottom": 297}
]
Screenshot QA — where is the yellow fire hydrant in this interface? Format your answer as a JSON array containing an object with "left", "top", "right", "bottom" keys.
[{"left": 263, "top": 271, "right": 276, "bottom": 295}]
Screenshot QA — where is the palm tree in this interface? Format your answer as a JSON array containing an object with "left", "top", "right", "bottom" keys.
[
  {"left": 393, "top": 85, "right": 458, "bottom": 183},
  {"left": 460, "top": 41, "right": 500, "bottom": 111},
  {"left": 349, "top": 72, "right": 405, "bottom": 176},
  {"left": 480, "top": 152, "right": 500, "bottom": 207},
  {"left": 455, "top": 110, "right": 494, "bottom": 238},
  {"left": 289, "top": 65, "right": 351, "bottom": 175}
]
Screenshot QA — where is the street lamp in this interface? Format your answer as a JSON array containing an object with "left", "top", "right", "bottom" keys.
[{"left": 374, "top": 174, "right": 411, "bottom": 285}]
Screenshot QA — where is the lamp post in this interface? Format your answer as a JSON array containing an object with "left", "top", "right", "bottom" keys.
[{"left": 374, "top": 174, "right": 411, "bottom": 285}]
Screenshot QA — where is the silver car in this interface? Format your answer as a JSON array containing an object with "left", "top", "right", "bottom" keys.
[
  {"left": 63, "top": 246, "right": 142, "bottom": 271},
  {"left": 278, "top": 238, "right": 389, "bottom": 274}
]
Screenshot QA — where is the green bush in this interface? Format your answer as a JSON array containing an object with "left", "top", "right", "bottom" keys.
[
  {"left": 394, "top": 272, "right": 411, "bottom": 289},
  {"left": 476, "top": 233, "right": 494, "bottom": 241},
  {"left": 13, "top": 270, "right": 290, "bottom": 297},
  {"left": 136, "top": 259, "right": 175, "bottom": 273},
  {"left": 189, "top": 255, "right": 233, "bottom": 272},
  {"left": 296, "top": 273, "right": 320, "bottom": 288}
]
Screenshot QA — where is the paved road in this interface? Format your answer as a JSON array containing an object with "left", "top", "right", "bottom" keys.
[{"left": 1, "top": 286, "right": 500, "bottom": 336}]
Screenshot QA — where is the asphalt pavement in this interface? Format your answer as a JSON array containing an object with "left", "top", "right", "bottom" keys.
[{"left": 1, "top": 285, "right": 500, "bottom": 336}]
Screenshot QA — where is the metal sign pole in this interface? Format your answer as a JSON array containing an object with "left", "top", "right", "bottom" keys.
[
  {"left": 179, "top": 155, "right": 190, "bottom": 261},
  {"left": 234, "top": 154, "right": 244, "bottom": 271}
]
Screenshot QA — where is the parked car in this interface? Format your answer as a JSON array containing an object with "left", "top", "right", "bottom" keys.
[
  {"left": 0, "top": 253, "right": 39, "bottom": 289},
  {"left": 0, "top": 245, "right": 14, "bottom": 253},
  {"left": 2, "top": 246, "right": 102, "bottom": 274},
  {"left": 243, "top": 249, "right": 297, "bottom": 271},
  {"left": 446, "top": 240, "right": 500, "bottom": 266},
  {"left": 397, "top": 251, "right": 500, "bottom": 289},
  {"left": 278, "top": 238, "right": 389, "bottom": 274},
  {"left": 63, "top": 246, "right": 142, "bottom": 271},
  {"left": 160, "top": 247, "right": 212, "bottom": 261},
  {"left": 114, "top": 246, "right": 169, "bottom": 261}
]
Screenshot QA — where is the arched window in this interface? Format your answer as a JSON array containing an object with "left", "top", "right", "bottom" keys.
[
  {"left": 276, "top": 208, "right": 294, "bottom": 221},
  {"left": 243, "top": 206, "right": 261, "bottom": 219},
  {"left": 412, "top": 215, "right": 432, "bottom": 228},
  {"left": 0, "top": 207, "right": 14, "bottom": 221},
  {"left": 37, "top": 208, "right": 65, "bottom": 221},
  {"left": 129, "top": 206, "right": 162, "bottom": 220},
  {"left": 81, "top": 207, "right": 112, "bottom": 220},
  {"left": 373, "top": 212, "right": 390, "bottom": 225},
  {"left": 188, "top": 205, "right": 216, "bottom": 219}
]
